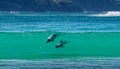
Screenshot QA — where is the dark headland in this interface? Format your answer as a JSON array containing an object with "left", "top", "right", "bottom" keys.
[{"left": 0, "top": 0, "right": 120, "bottom": 12}]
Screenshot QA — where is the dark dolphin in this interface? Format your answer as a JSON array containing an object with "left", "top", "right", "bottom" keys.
[
  {"left": 56, "top": 40, "right": 67, "bottom": 48},
  {"left": 47, "top": 33, "right": 57, "bottom": 43}
]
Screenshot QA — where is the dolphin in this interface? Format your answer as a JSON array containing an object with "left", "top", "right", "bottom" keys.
[
  {"left": 47, "top": 33, "right": 57, "bottom": 43},
  {"left": 56, "top": 40, "right": 67, "bottom": 48}
]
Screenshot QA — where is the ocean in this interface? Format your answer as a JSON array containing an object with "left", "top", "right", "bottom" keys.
[{"left": 0, "top": 11, "right": 120, "bottom": 69}]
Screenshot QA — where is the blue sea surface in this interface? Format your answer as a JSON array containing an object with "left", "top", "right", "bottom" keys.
[
  {"left": 0, "top": 11, "right": 120, "bottom": 32},
  {"left": 0, "top": 11, "right": 120, "bottom": 69}
]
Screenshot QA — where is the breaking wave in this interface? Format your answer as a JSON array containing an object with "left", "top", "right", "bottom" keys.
[
  {"left": 0, "top": 57, "right": 120, "bottom": 69},
  {"left": 91, "top": 11, "right": 120, "bottom": 17}
]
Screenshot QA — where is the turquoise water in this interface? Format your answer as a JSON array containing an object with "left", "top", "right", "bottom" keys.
[
  {"left": 0, "top": 12, "right": 120, "bottom": 69},
  {"left": 0, "top": 32, "right": 120, "bottom": 59}
]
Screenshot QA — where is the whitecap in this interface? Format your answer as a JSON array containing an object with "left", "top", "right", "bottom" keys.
[{"left": 91, "top": 11, "right": 120, "bottom": 17}]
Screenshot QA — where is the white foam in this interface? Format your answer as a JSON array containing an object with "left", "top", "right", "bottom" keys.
[
  {"left": 0, "top": 57, "right": 120, "bottom": 69},
  {"left": 91, "top": 11, "right": 120, "bottom": 17}
]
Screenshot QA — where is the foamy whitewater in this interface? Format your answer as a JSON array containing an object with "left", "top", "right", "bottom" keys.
[
  {"left": 0, "top": 57, "right": 120, "bottom": 69},
  {"left": 0, "top": 11, "right": 120, "bottom": 69},
  {"left": 91, "top": 11, "right": 120, "bottom": 17}
]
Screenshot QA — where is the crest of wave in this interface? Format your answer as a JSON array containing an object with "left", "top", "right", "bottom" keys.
[{"left": 92, "top": 11, "right": 120, "bottom": 17}]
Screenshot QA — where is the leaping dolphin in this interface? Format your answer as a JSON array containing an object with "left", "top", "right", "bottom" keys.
[
  {"left": 56, "top": 40, "right": 67, "bottom": 48},
  {"left": 47, "top": 33, "right": 57, "bottom": 43}
]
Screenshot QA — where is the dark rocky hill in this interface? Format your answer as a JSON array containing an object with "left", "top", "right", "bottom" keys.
[{"left": 0, "top": 0, "right": 120, "bottom": 12}]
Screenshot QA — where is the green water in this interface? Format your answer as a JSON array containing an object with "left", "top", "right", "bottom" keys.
[{"left": 0, "top": 32, "right": 120, "bottom": 59}]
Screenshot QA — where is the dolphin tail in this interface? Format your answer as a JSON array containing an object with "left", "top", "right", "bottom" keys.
[
  {"left": 47, "top": 39, "right": 51, "bottom": 43},
  {"left": 47, "top": 39, "right": 54, "bottom": 43},
  {"left": 56, "top": 46, "right": 59, "bottom": 48},
  {"left": 63, "top": 41, "right": 68, "bottom": 44}
]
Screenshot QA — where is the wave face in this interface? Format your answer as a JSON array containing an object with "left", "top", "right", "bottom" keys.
[
  {"left": 0, "top": 32, "right": 120, "bottom": 59},
  {"left": 0, "top": 12, "right": 120, "bottom": 33}
]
